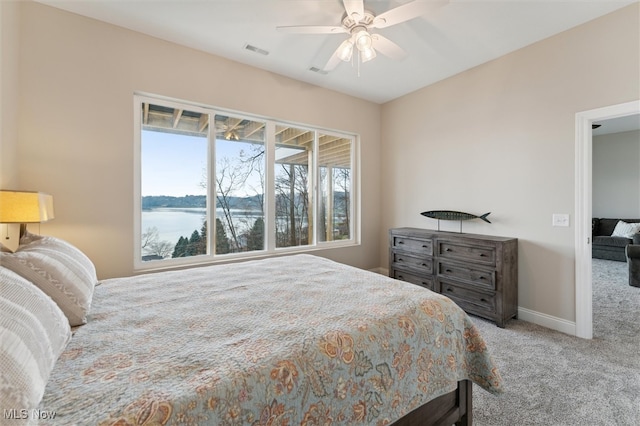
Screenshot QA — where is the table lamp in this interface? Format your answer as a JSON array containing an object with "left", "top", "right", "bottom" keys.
[{"left": 0, "top": 190, "right": 55, "bottom": 238}]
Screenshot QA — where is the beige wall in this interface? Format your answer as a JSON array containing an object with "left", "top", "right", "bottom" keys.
[
  {"left": 1, "top": 0, "right": 20, "bottom": 188},
  {"left": 0, "top": 1, "right": 22, "bottom": 245},
  {"left": 11, "top": 2, "right": 382, "bottom": 278},
  {"left": 593, "top": 129, "right": 640, "bottom": 218},
  {"left": 381, "top": 4, "right": 639, "bottom": 323}
]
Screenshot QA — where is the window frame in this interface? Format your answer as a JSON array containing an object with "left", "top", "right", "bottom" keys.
[{"left": 133, "top": 93, "right": 359, "bottom": 271}]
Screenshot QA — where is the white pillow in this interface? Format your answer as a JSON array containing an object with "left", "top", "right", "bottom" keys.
[
  {"left": 0, "top": 267, "right": 72, "bottom": 417},
  {"left": 0, "top": 232, "right": 97, "bottom": 326},
  {"left": 611, "top": 220, "right": 640, "bottom": 239}
]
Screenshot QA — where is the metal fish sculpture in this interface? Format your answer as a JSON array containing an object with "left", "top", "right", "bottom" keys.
[{"left": 421, "top": 210, "right": 491, "bottom": 223}]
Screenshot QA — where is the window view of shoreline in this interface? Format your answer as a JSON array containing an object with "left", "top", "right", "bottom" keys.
[{"left": 138, "top": 98, "right": 355, "bottom": 266}]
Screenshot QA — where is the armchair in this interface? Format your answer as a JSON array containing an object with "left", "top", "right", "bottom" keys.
[{"left": 625, "top": 244, "right": 640, "bottom": 287}]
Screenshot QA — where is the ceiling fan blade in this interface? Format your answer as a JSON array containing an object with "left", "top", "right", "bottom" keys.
[
  {"left": 371, "top": 34, "right": 407, "bottom": 61},
  {"left": 371, "top": 0, "right": 448, "bottom": 29},
  {"left": 323, "top": 45, "right": 345, "bottom": 72},
  {"left": 343, "top": 0, "right": 365, "bottom": 21},
  {"left": 277, "top": 25, "right": 347, "bottom": 34}
]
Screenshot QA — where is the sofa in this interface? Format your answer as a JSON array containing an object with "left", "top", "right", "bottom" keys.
[{"left": 592, "top": 218, "right": 640, "bottom": 261}]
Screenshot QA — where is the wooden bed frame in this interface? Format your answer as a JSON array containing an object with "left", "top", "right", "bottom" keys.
[{"left": 393, "top": 380, "right": 472, "bottom": 426}]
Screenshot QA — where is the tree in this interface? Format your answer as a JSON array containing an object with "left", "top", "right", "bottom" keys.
[
  {"left": 141, "top": 226, "right": 160, "bottom": 252},
  {"left": 334, "top": 167, "right": 351, "bottom": 239},
  {"left": 186, "top": 230, "right": 202, "bottom": 256},
  {"left": 172, "top": 222, "right": 207, "bottom": 258},
  {"left": 193, "top": 221, "right": 207, "bottom": 255},
  {"left": 275, "top": 163, "right": 310, "bottom": 247},
  {"left": 141, "top": 226, "right": 174, "bottom": 259},
  {"left": 215, "top": 218, "right": 231, "bottom": 254},
  {"left": 246, "top": 217, "right": 264, "bottom": 251},
  {"left": 211, "top": 141, "right": 266, "bottom": 253},
  {"left": 216, "top": 157, "right": 243, "bottom": 251},
  {"left": 172, "top": 236, "right": 188, "bottom": 258}
]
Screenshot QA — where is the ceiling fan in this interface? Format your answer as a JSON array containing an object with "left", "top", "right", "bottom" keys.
[{"left": 277, "top": 0, "right": 447, "bottom": 72}]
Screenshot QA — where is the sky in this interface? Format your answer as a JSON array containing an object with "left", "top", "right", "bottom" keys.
[
  {"left": 141, "top": 128, "right": 316, "bottom": 198},
  {"left": 141, "top": 130, "right": 264, "bottom": 197},
  {"left": 141, "top": 130, "right": 208, "bottom": 197}
]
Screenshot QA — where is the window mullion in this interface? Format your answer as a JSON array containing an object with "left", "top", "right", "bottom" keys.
[
  {"left": 352, "top": 135, "right": 358, "bottom": 242},
  {"left": 312, "top": 131, "right": 319, "bottom": 245},
  {"left": 265, "top": 121, "right": 276, "bottom": 251},
  {"left": 208, "top": 110, "right": 216, "bottom": 257}
]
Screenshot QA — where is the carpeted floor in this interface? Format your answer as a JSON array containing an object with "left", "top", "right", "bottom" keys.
[{"left": 471, "top": 259, "right": 640, "bottom": 426}]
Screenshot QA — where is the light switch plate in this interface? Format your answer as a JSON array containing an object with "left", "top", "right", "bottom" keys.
[{"left": 552, "top": 213, "right": 570, "bottom": 227}]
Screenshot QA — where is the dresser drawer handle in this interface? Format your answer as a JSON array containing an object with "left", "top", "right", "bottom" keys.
[
  {"left": 421, "top": 263, "right": 428, "bottom": 267},
  {"left": 446, "top": 288, "right": 453, "bottom": 292},
  {"left": 445, "top": 248, "right": 452, "bottom": 252},
  {"left": 422, "top": 282, "right": 429, "bottom": 286},
  {"left": 398, "top": 257, "right": 404, "bottom": 262},
  {"left": 479, "top": 253, "right": 486, "bottom": 257},
  {"left": 398, "top": 241, "right": 405, "bottom": 244},
  {"left": 445, "top": 269, "right": 452, "bottom": 273},
  {"left": 480, "top": 298, "right": 488, "bottom": 302},
  {"left": 398, "top": 275, "right": 404, "bottom": 279},
  {"left": 422, "top": 244, "right": 429, "bottom": 248}
]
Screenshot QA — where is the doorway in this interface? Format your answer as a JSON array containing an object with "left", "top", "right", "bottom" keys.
[{"left": 575, "top": 100, "right": 640, "bottom": 339}]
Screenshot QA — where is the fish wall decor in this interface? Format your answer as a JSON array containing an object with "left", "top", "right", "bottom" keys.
[{"left": 421, "top": 210, "right": 491, "bottom": 223}]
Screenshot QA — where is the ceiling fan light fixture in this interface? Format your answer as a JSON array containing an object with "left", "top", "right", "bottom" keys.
[
  {"left": 224, "top": 130, "right": 240, "bottom": 141},
  {"left": 337, "top": 39, "right": 354, "bottom": 62},
  {"left": 360, "top": 46, "right": 377, "bottom": 63},
  {"left": 353, "top": 27, "right": 372, "bottom": 51}
]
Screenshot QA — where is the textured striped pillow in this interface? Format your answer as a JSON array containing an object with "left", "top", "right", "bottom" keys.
[
  {"left": 0, "top": 233, "right": 98, "bottom": 326},
  {"left": 611, "top": 220, "right": 640, "bottom": 239},
  {"left": 0, "top": 267, "right": 72, "bottom": 416}
]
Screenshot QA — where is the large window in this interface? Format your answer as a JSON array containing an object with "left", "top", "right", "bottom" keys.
[{"left": 134, "top": 95, "right": 358, "bottom": 269}]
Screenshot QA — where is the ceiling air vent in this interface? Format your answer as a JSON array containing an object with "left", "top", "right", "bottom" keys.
[
  {"left": 309, "top": 67, "right": 328, "bottom": 75},
  {"left": 244, "top": 44, "right": 269, "bottom": 56}
]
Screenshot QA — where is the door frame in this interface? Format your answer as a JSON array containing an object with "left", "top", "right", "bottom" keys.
[{"left": 575, "top": 100, "right": 640, "bottom": 339}]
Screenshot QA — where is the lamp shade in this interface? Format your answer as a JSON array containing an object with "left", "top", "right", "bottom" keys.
[
  {"left": 360, "top": 46, "right": 377, "bottom": 63},
  {"left": 0, "top": 190, "right": 55, "bottom": 223},
  {"left": 337, "top": 38, "right": 354, "bottom": 62}
]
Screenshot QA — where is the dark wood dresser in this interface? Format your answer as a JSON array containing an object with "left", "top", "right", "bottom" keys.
[{"left": 389, "top": 227, "right": 518, "bottom": 327}]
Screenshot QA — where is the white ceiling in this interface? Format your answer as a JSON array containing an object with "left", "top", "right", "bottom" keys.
[
  {"left": 35, "top": 0, "right": 637, "bottom": 104},
  {"left": 593, "top": 114, "right": 640, "bottom": 136}
]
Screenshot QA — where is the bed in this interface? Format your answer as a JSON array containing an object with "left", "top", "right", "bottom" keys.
[{"left": 2, "top": 237, "right": 502, "bottom": 425}]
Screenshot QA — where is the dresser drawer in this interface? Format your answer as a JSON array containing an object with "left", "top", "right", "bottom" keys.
[
  {"left": 392, "top": 236, "right": 432, "bottom": 255},
  {"left": 393, "top": 270, "right": 434, "bottom": 291},
  {"left": 437, "top": 261, "right": 495, "bottom": 290},
  {"left": 437, "top": 241, "right": 495, "bottom": 266},
  {"left": 392, "top": 252, "right": 433, "bottom": 275},
  {"left": 440, "top": 281, "right": 496, "bottom": 313}
]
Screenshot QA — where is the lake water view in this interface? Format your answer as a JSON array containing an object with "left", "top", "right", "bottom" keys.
[
  {"left": 142, "top": 208, "right": 265, "bottom": 247},
  {"left": 142, "top": 208, "right": 207, "bottom": 245}
]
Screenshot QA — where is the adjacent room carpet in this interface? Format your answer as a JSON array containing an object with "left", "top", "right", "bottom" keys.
[{"left": 471, "top": 258, "right": 639, "bottom": 425}]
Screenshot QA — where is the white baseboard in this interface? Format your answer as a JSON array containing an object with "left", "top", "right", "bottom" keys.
[{"left": 516, "top": 307, "right": 576, "bottom": 336}]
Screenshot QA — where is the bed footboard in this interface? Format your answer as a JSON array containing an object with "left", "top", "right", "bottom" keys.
[{"left": 393, "top": 380, "right": 472, "bottom": 426}]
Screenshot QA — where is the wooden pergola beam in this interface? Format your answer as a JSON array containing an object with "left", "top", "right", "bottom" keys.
[
  {"left": 198, "top": 114, "right": 209, "bottom": 133},
  {"left": 172, "top": 109, "right": 183, "bottom": 129}
]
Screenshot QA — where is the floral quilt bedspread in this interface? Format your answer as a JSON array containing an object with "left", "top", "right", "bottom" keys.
[{"left": 40, "top": 254, "right": 502, "bottom": 425}]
